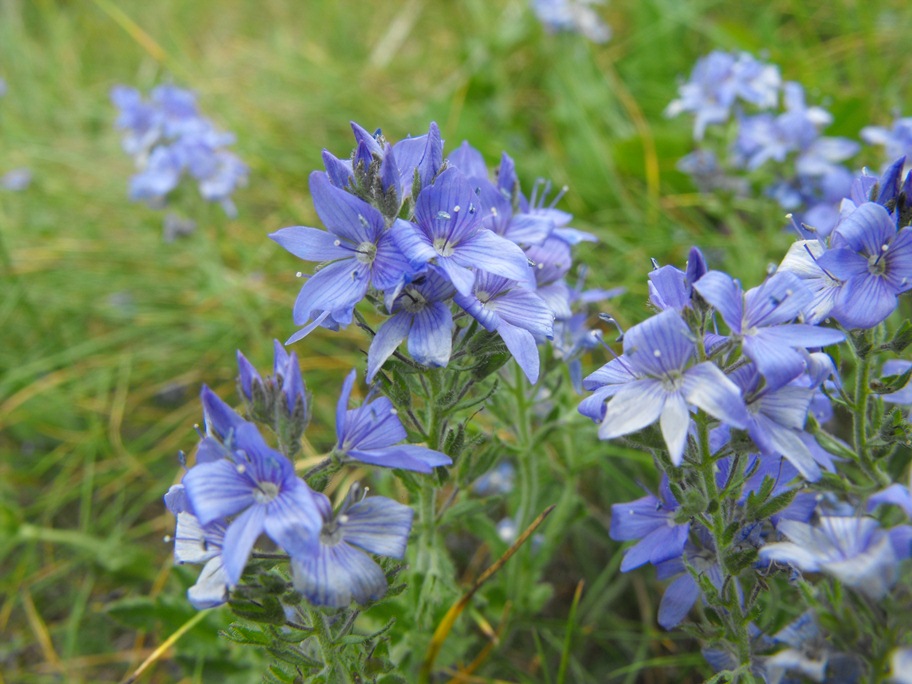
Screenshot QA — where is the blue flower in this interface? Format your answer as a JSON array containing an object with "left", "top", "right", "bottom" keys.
[
  {"left": 391, "top": 167, "right": 533, "bottom": 297},
  {"left": 453, "top": 270, "right": 555, "bottom": 383},
  {"left": 270, "top": 172, "right": 414, "bottom": 343},
  {"left": 693, "top": 270, "right": 845, "bottom": 389},
  {"left": 759, "top": 516, "right": 911, "bottom": 599},
  {"left": 891, "top": 648, "right": 912, "bottom": 684},
  {"left": 654, "top": 529, "right": 725, "bottom": 629},
  {"left": 585, "top": 309, "right": 749, "bottom": 465},
  {"left": 181, "top": 422, "right": 322, "bottom": 585},
  {"left": 819, "top": 202, "right": 912, "bottom": 329},
  {"left": 609, "top": 477, "right": 690, "bottom": 572},
  {"left": 366, "top": 273, "right": 455, "bottom": 382},
  {"left": 647, "top": 246, "right": 708, "bottom": 313},
  {"left": 666, "top": 51, "right": 781, "bottom": 140},
  {"left": 530, "top": 0, "right": 611, "bottom": 44},
  {"left": 861, "top": 117, "right": 912, "bottom": 163},
  {"left": 291, "top": 483, "right": 413, "bottom": 608},
  {"left": 1, "top": 168, "right": 32, "bottom": 192},
  {"left": 729, "top": 364, "right": 825, "bottom": 481},
  {"left": 334, "top": 370, "right": 452, "bottom": 472}
]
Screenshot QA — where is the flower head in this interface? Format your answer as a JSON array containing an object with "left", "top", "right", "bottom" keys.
[
  {"left": 291, "top": 483, "right": 413, "bottom": 608},
  {"left": 334, "top": 370, "right": 452, "bottom": 472},
  {"left": 584, "top": 309, "right": 749, "bottom": 464}
]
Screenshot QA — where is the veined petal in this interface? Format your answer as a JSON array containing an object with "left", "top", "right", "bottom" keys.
[
  {"left": 182, "top": 459, "right": 256, "bottom": 525},
  {"left": 342, "top": 497, "right": 414, "bottom": 558},
  {"left": 221, "top": 505, "right": 267, "bottom": 585},
  {"left": 583, "top": 357, "right": 638, "bottom": 390},
  {"left": 623, "top": 310, "right": 695, "bottom": 378},
  {"left": 884, "top": 227, "right": 912, "bottom": 293},
  {"left": 408, "top": 302, "right": 453, "bottom": 368},
  {"left": 187, "top": 557, "right": 230, "bottom": 609},
  {"left": 414, "top": 168, "right": 485, "bottom": 244},
  {"left": 599, "top": 379, "right": 667, "bottom": 440},
  {"left": 435, "top": 258, "right": 476, "bottom": 297},
  {"left": 292, "top": 259, "right": 368, "bottom": 326},
  {"left": 366, "top": 313, "right": 412, "bottom": 382},
  {"left": 452, "top": 229, "right": 533, "bottom": 283},
  {"left": 742, "top": 333, "right": 807, "bottom": 390},
  {"left": 292, "top": 543, "right": 387, "bottom": 608},
  {"left": 750, "top": 416, "right": 821, "bottom": 481},
  {"left": 834, "top": 275, "right": 897, "bottom": 329},
  {"left": 309, "top": 171, "right": 381, "bottom": 245},
  {"left": 391, "top": 218, "right": 437, "bottom": 265},
  {"left": 660, "top": 393, "right": 692, "bottom": 465},
  {"left": 831, "top": 202, "right": 895, "bottom": 256},
  {"left": 487, "top": 288, "right": 554, "bottom": 338},
  {"left": 693, "top": 270, "right": 744, "bottom": 332},
  {"left": 620, "top": 523, "right": 690, "bottom": 572},
  {"left": 504, "top": 213, "right": 554, "bottom": 245},
  {"left": 682, "top": 363, "right": 749, "bottom": 428},
  {"left": 264, "top": 481, "right": 322, "bottom": 557},
  {"left": 372, "top": 231, "right": 414, "bottom": 291},
  {"left": 345, "top": 397, "right": 407, "bottom": 450},
  {"left": 658, "top": 574, "right": 699, "bottom": 630},
  {"left": 335, "top": 370, "right": 357, "bottom": 445},
  {"left": 497, "top": 322, "right": 541, "bottom": 384},
  {"left": 744, "top": 271, "right": 812, "bottom": 328},
  {"left": 270, "top": 226, "right": 349, "bottom": 262}
]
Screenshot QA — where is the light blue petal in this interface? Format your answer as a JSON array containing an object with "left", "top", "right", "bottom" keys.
[
  {"left": 366, "top": 313, "right": 411, "bottom": 382},
  {"left": 660, "top": 392, "right": 691, "bottom": 466},
  {"left": 292, "top": 543, "right": 387, "bottom": 608},
  {"left": 497, "top": 322, "right": 540, "bottom": 383},
  {"left": 343, "top": 497, "right": 414, "bottom": 558},
  {"left": 221, "top": 505, "right": 266, "bottom": 585},
  {"left": 182, "top": 459, "right": 255, "bottom": 525},
  {"left": 681, "top": 363, "right": 748, "bottom": 429},
  {"left": 408, "top": 302, "right": 453, "bottom": 368},
  {"left": 658, "top": 574, "right": 699, "bottom": 630},
  {"left": 599, "top": 379, "right": 667, "bottom": 440},
  {"left": 269, "top": 226, "right": 349, "bottom": 262}
]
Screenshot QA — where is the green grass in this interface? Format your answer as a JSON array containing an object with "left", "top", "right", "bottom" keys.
[{"left": 2, "top": 0, "right": 911, "bottom": 681}]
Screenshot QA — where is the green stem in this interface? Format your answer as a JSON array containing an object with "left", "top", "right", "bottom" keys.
[
  {"left": 696, "top": 416, "right": 751, "bottom": 667},
  {"left": 852, "top": 343, "right": 890, "bottom": 487}
]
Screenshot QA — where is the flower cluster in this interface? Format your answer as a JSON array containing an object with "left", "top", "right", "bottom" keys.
[
  {"left": 271, "top": 122, "right": 604, "bottom": 385},
  {"left": 530, "top": 0, "right": 611, "bottom": 44},
  {"left": 165, "top": 345, "right": 449, "bottom": 610},
  {"left": 585, "top": 159, "right": 912, "bottom": 677},
  {"left": 111, "top": 84, "right": 248, "bottom": 217},
  {"left": 862, "top": 115, "right": 912, "bottom": 163},
  {"left": 668, "top": 50, "right": 860, "bottom": 236}
]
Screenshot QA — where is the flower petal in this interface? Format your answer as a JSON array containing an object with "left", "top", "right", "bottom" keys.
[
  {"left": 598, "top": 379, "right": 667, "bottom": 440},
  {"left": 366, "top": 313, "right": 412, "bottom": 382},
  {"left": 269, "top": 226, "right": 349, "bottom": 262},
  {"left": 342, "top": 497, "right": 414, "bottom": 558},
  {"left": 291, "top": 543, "right": 387, "bottom": 608},
  {"left": 221, "top": 505, "right": 267, "bottom": 585}
]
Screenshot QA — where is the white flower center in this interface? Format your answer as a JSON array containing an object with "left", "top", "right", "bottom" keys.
[{"left": 253, "top": 481, "right": 279, "bottom": 504}]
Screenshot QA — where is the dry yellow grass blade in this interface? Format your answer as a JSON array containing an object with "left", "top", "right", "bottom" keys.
[{"left": 420, "top": 504, "right": 556, "bottom": 683}]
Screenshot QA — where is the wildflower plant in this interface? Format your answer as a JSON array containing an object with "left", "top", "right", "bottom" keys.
[
  {"left": 584, "top": 159, "right": 912, "bottom": 680},
  {"left": 164, "top": 121, "right": 608, "bottom": 680}
]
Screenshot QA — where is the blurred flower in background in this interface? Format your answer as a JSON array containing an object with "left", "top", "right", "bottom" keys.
[{"left": 531, "top": 0, "right": 611, "bottom": 43}]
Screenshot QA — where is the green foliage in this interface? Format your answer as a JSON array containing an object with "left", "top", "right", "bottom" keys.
[{"left": 4, "top": 0, "right": 912, "bottom": 682}]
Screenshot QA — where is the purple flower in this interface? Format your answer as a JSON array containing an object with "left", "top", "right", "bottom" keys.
[
  {"left": 1, "top": 168, "right": 32, "bottom": 192},
  {"left": 759, "top": 516, "right": 910, "bottom": 599},
  {"left": 693, "top": 270, "right": 845, "bottom": 389},
  {"left": 666, "top": 51, "right": 781, "bottom": 140},
  {"left": 654, "top": 529, "right": 725, "bottom": 629},
  {"left": 861, "top": 117, "right": 912, "bottom": 162},
  {"left": 819, "top": 202, "right": 912, "bottom": 329},
  {"left": 585, "top": 309, "right": 749, "bottom": 464},
  {"left": 729, "top": 364, "right": 824, "bottom": 481},
  {"left": 366, "top": 273, "right": 455, "bottom": 382},
  {"left": 181, "top": 422, "right": 322, "bottom": 585},
  {"left": 454, "top": 270, "right": 555, "bottom": 383},
  {"left": 334, "top": 370, "right": 452, "bottom": 472},
  {"left": 291, "top": 483, "right": 413, "bottom": 608},
  {"left": 647, "top": 246, "right": 708, "bottom": 313},
  {"left": 609, "top": 477, "right": 690, "bottom": 572},
  {"left": 391, "top": 167, "right": 532, "bottom": 297},
  {"left": 882, "top": 359, "right": 912, "bottom": 405},
  {"left": 531, "top": 0, "right": 611, "bottom": 43},
  {"left": 270, "top": 172, "right": 413, "bottom": 343}
]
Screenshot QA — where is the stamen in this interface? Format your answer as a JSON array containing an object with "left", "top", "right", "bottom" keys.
[
  {"left": 598, "top": 313, "right": 625, "bottom": 342},
  {"left": 801, "top": 243, "right": 840, "bottom": 282}
]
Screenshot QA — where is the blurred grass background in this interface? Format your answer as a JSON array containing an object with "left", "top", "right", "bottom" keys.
[{"left": 1, "top": 0, "right": 910, "bottom": 681}]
